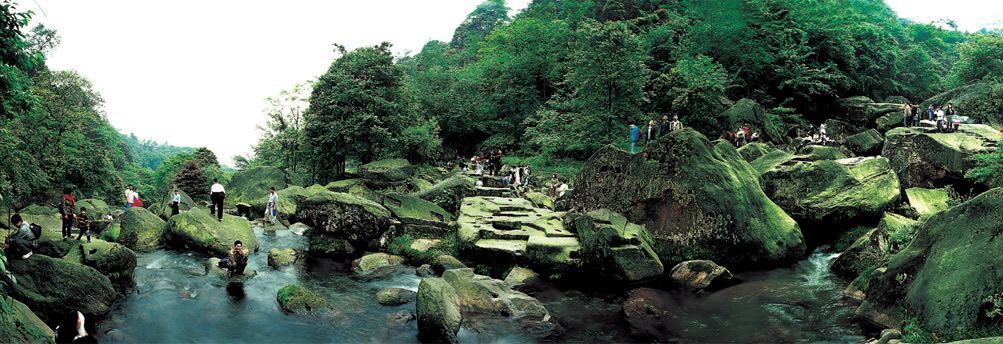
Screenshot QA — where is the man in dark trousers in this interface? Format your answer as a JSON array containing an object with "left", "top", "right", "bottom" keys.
[
  {"left": 60, "top": 187, "right": 76, "bottom": 240},
  {"left": 210, "top": 178, "right": 226, "bottom": 222}
]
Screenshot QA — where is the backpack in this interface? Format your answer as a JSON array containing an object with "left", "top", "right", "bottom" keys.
[{"left": 29, "top": 223, "right": 42, "bottom": 240}]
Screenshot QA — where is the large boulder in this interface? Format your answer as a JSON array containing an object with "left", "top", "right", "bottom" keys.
[
  {"left": 77, "top": 198, "right": 112, "bottom": 232},
  {"left": 719, "top": 98, "right": 782, "bottom": 143},
  {"left": 457, "top": 197, "right": 581, "bottom": 275},
  {"left": 856, "top": 188, "right": 1003, "bottom": 332},
  {"left": 307, "top": 236, "right": 356, "bottom": 257},
  {"left": 737, "top": 142, "right": 774, "bottom": 162},
  {"left": 831, "top": 213, "right": 918, "bottom": 279},
  {"left": 1, "top": 205, "right": 61, "bottom": 241},
  {"left": 0, "top": 296, "right": 55, "bottom": 343},
  {"left": 163, "top": 209, "right": 259, "bottom": 255},
  {"left": 411, "top": 173, "right": 477, "bottom": 213},
  {"left": 297, "top": 192, "right": 392, "bottom": 248},
  {"left": 749, "top": 150, "right": 795, "bottom": 175},
  {"left": 416, "top": 268, "right": 561, "bottom": 342},
  {"left": 623, "top": 287, "right": 674, "bottom": 340},
  {"left": 846, "top": 129, "right": 884, "bottom": 156},
  {"left": 761, "top": 157, "right": 900, "bottom": 229},
  {"left": 267, "top": 248, "right": 298, "bottom": 268},
  {"left": 881, "top": 125, "right": 1000, "bottom": 189},
  {"left": 797, "top": 145, "right": 849, "bottom": 161},
  {"left": 249, "top": 184, "right": 331, "bottom": 224},
  {"left": 352, "top": 253, "right": 404, "bottom": 276},
  {"left": 568, "top": 209, "right": 663, "bottom": 283},
  {"left": 569, "top": 129, "right": 805, "bottom": 269},
  {"left": 824, "top": 118, "right": 863, "bottom": 143},
  {"left": 147, "top": 189, "right": 196, "bottom": 220},
  {"left": 78, "top": 240, "right": 138, "bottom": 290},
  {"left": 117, "top": 207, "right": 166, "bottom": 251},
  {"left": 904, "top": 187, "right": 951, "bottom": 219},
  {"left": 669, "top": 260, "right": 734, "bottom": 291},
  {"left": 922, "top": 82, "right": 1003, "bottom": 125},
  {"left": 381, "top": 193, "right": 452, "bottom": 237},
  {"left": 376, "top": 288, "right": 417, "bottom": 306},
  {"left": 8, "top": 255, "right": 118, "bottom": 321},
  {"left": 359, "top": 159, "right": 415, "bottom": 187},
  {"left": 276, "top": 284, "right": 328, "bottom": 314},
  {"left": 226, "top": 166, "right": 287, "bottom": 204},
  {"left": 836, "top": 97, "right": 905, "bottom": 126}
]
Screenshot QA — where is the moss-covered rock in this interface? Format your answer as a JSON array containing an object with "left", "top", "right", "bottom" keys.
[
  {"left": 669, "top": 260, "right": 734, "bottom": 291},
  {"left": 431, "top": 255, "right": 467, "bottom": 275},
  {"left": 359, "top": 159, "right": 414, "bottom": 186},
  {"left": 249, "top": 184, "right": 332, "bottom": 223},
  {"left": 524, "top": 192, "right": 554, "bottom": 210},
  {"left": 163, "top": 209, "right": 259, "bottom": 255},
  {"left": 833, "top": 212, "right": 921, "bottom": 281},
  {"left": 622, "top": 287, "right": 675, "bottom": 340},
  {"left": 8, "top": 255, "right": 118, "bottom": 321},
  {"left": 857, "top": 188, "right": 1003, "bottom": 332},
  {"left": 226, "top": 166, "right": 287, "bottom": 204},
  {"left": 117, "top": 207, "right": 166, "bottom": 251},
  {"left": 882, "top": 126, "right": 1000, "bottom": 188},
  {"left": 416, "top": 277, "right": 462, "bottom": 343},
  {"left": 846, "top": 129, "right": 884, "bottom": 156},
  {"left": 719, "top": 98, "right": 784, "bottom": 143},
  {"left": 1, "top": 205, "right": 61, "bottom": 241},
  {"left": 147, "top": 189, "right": 196, "bottom": 220},
  {"left": 376, "top": 288, "right": 418, "bottom": 306},
  {"left": 569, "top": 209, "right": 663, "bottom": 283},
  {"left": 749, "top": 150, "right": 795, "bottom": 175},
  {"left": 79, "top": 240, "right": 138, "bottom": 289},
  {"left": 797, "top": 145, "right": 849, "bottom": 161},
  {"left": 836, "top": 97, "right": 904, "bottom": 126},
  {"left": 875, "top": 112, "right": 903, "bottom": 133},
  {"left": 922, "top": 82, "right": 1003, "bottom": 125},
  {"left": 825, "top": 118, "right": 864, "bottom": 143},
  {"left": 569, "top": 129, "right": 805, "bottom": 270},
  {"left": 411, "top": 173, "right": 477, "bottom": 213},
  {"left": 381, "top": 193, "right": 452, "bottom": 237},
  {"left": 267, "top": 248, "right": 298, "bottom": 268},
  {"left": 297, "top": 192, "right": 392, "bottom": 247},
  {"left": 905, "top": 187, "right": 950, "bottom": 218},
  {"left": 276, "top": 285, "right": 328, "bottom": 314},
  {"left": 352, "top": 253, "right": 404, "bottom": 276},
  {"left": 761, "top": 157, "right": 900, "bottom": 228},
  {"left": 325, "top": 178, "right": 363, "bottom": 192},
  {"left": 307, "top": 235, "right": 356, "bottom": 257},
  {"left": 0, "top": 296, "right": 55, "bottom": 343},
  {"left": 77, "top": 199, "right": 112, "bottom": 232},
  {"left": 737, "top": 142, "right": 774, "bottom": 162}
]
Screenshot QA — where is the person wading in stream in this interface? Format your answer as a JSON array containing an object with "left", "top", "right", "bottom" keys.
[
  {"left": 210, "top": 178, "right": 226, "bottom": 222},
  {"left": 218, "top": 240, "right": 249, "bottom": 275}
]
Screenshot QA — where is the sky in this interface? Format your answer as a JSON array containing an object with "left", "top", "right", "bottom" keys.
[{"left": 20, "top": 0, "right": 1002, "bottom": 166}]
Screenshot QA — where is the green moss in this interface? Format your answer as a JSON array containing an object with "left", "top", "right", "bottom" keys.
[
  {"left": 359, "top": 159, "right": 414, "bottom": 186},
  {"left": 411, "top": 173, "right": 477, "bottom": 213},
  {"left": 0, "top": 296, "right": 54, "bottom": 343},
  {"left": 79, "top": 240, "right": 138, "bottom": 289},
  {"left": 524, "top": 192, "right": 554, "bottom": 210},
  {"left": 325, "top": 178, "right": 363, "bottom": 192},
  {"left": 382, "top": 193, "right": 453, "bottom": 223},
  {"left": 117, "top": 207, "right": 166, "bottom": 250},
  {"left": 226, "top": 166, "right": 287, "bottom": 204},
  {"left": 834, "top": 225, "right": 873, "bottom": 252},
  {"left": 388, "top": 235, "right": 455, "bottom": 265},
  {"left": 276, "top": 285, "right": 328, "bottom": 313},
  {"left": 267, "top": 248, "right": 297, "bottom": 268},
  {"left": 749, "top": 150, "right": 795, "bottom": 175},
  {"left": 798, "top": 145, "right": 848, "bottom": 160},
  {"left": 883, "top": 127, "right": 999, "bottom": 188},
  {"left": 737, "top": 142, "right": 774, "bottom": 162},
  {"left": 164, "top": 208, "right": 259, "bottom": 255},
  {"left": 846, "top": 129, "right": 884, "bottom": 156},
  {"left": 76, "top": 199, "right": 111, "bottom": 218},
  {"left": 571, "top": 209, "right": 664, "bottom": 282},
  {"left": 8, "top": 255, "right": 118, "bottom": 320},
  {"left": 906, "top": 188, "right": 951, "bottom": 218}
]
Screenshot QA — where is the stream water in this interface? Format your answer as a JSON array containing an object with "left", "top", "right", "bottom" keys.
[{"left": 95, "top": 225, "right": 866, "bottom": 344}]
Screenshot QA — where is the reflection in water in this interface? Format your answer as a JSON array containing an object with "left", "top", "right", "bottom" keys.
[{"left": 97, "top": 224, "right": 863, "bottom": 343}]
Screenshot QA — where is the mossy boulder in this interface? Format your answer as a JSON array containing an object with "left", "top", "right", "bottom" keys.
[
  {"left": 276, "top": 285, "right": 328, "bottom": 314},
  {"left": 359, "top": 159, "right": 414, "bottom": 186},
  {"left": 737, "top": 142, "right": 774, "bottom": 162},
  {"left": 825, "top": 118, "right": 863, "bottom": 143},
  {"left": 1, "top": 205, "right": 61, "bottom": 239},
  {"left": 411, "top": 173, "right": 477, "bottom": 213},
  {"left": 719, "top": 98, "right": 783, "bottom": 143},
  {"left": 922, "top": 82, "right": 1003, "bottom": 125},
  {"left": 307, "top": 236, "right": 356, "bottom": 257},
  {"left": 325, "top": 178, "right": 363, "bottom": 192},
  {"left": 881, "top": 126, "right": 1000, "bottom": 189},
  {"left": 0, "top": 296, "right": 55, "bottom": 343},
  {"left": 761, "top": 157, "right": 900, "bottom": 229},
  {"left": 524, "top": 192, "right": 554, "bottom": 210},
  {"left": 117, "top": 207, "right": 166, "bottom": 251},
  {"left": 569, "top": 209, "right": 664, "bottom": 283},
  {"left": 376, "top": 288, "right": 418, "bottom": 306},
  {"left": 846, "top": 129, "right": 884, "bottom": 156},
  {"left": 267, "top": 248, "right": 298, "bottom": 268},
  {"left": 834, "top": 212, "right": 921, "bottom": 280},
  {"left": 249, "top": 184, "right": 331, "bottom": 223},
  {"left": 905, "top": 187, "right": 951, "bottom": 218},
  {"left": 297, "top": 192, "right": 392, "bottom": 247},
  {"left": 569, "top": 129, "right": 805, "bottom": 270},
  {"left": 163, "top": 209, "right": 259, "bottom": 255},
  {"left": 856, "top": 188, "right": 1003, "bottom": 332},
  {"left": 77, "top": 198, "right": 112, "bottom": 231},
  {"left": 416, "top": 278, "right": 462, "bottom": 342},
  {"left": 147, "top": 189, "right": 196, "bottom": 220},
  {"left": 749, "top": 150, "right": 795, "bottom": 175},
  {"left": 79, "top": 240, "right": 138, "bottom": 289},
  {"left": 381, "top": 193, "right": 452, "bottom": 237},
  {"left": 8, "top": 255, "right": 118, "bottom": 321},
  {"left": 352, "top": 253, "right": 404, "bottom": 276},
  {"left": 226, "top": 166, "right": 287, "bottom": 204},
  {"left": 797, "top": 145, "right": 849, "bottom": 161},
  {"left": 836, "top": 97, "right": 904, "bottom": 126}
]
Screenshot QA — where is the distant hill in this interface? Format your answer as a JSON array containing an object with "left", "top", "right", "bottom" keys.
[{"left": 121, "top": 131, "right": 193, "bottom": 170}]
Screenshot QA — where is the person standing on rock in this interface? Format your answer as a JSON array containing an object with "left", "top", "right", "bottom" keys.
[
  {"left": 911, "top": 103, "right": 920, "bottom": 127},
  {"left": 218, "top": 240, "right": 249, "bottom": 275},
  {"left": 171, "top": 189, "right": 182, "bottom": 216},
  {"left": 927, "top": 104, "right": 935, "bottom": 121},
  {"left": 266, "top": 186, "right": 278, "bottom": 225},
  {"left": 902, "top": 102, "right": 913, "bottom": 127},
  {"left": 670, "top": 115, "right": 683, "bottom": 132},
  {"left": 628, "top": 121, "right": 640, "bottom": 153},
  {"left": 935, "top": 106, "right": 946, "bottom": 133},
  {"left": 646, "top": 120, "right": 657, "bottom": 146},
  {"left": 76, "top": 207, "right": 91, "bottom": 243},
  {"left": 659, "top": 115, "right": 671, "bottom": 137},
  {"left": 60, "top": 187, "right": 76, "bottom": 240},
  {"left": 210, "top": 178, "right": 226, "bottom": 222}
]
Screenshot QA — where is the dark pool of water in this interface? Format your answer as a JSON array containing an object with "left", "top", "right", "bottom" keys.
[{"left": 95, "top": 225, "right": 865, "bottom": 343}]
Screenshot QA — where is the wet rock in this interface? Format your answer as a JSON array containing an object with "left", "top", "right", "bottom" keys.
[
  {"left": 457, "top": 196, "right": 581, "bottom": 274},
  {"left": 832, "top": 213, "right": 917, "bottom": 280},
  {"left": 297, "top": 191, "right": 392, "bottom": 247},
  {"left": 761, "top": 157, "right": 900, "bottom": 228},
  {"left": 117, "top": 207, "right": 166, "bottom": 251},
  {"left": 569, "top": 129, "right": 804, "bottom": 270},
  {"left": 623, "top": 287, "right": 674, "bottom": 341},
  {"left": 416, "top": 264, "right": 435, "bottom": 278},
  {"left": 856, "top": 188, "right": 1003, "bottom": 333},
  {"left": 381, "top": 193, "right": 452, "bottom": 237},
  {"left": 905, "top": 187, "right": 950, "bottom": 218},
  {"left": 504, "top": 266, "right": 544, "bottom": 292},
  {"left": 417, "top": 268, "right": 561, "bottom": 343},
  {"left": 386, "top": 310, "right": 416, "bottom": 326},
  {"left": 881, "top": 125, "right": 1000, "bottom": 189},
  {"left": 569, "top": 209, "right": 663, "bottom": 283},
  {"left": 846, "top": 129, "right": 884, "bottom": 156},
  {"left": 8, "top": 255, "right": 118, "bottom": 321},
  {"left": 669, "top": 260, "right": 733, "bottom": 291},
  {"left": 431, "top": 255, "right": 467, "bottom": 275},
  {"left": 0, "top": 296, "right": 55, "bottom": 343},
  {"left": 308, "top": 236, "right": 355, "bottom": 257},
  {"left": 164, "top": 209, "right": 259, "bottom": 255},
  {"left": 226, "top": 166, "right": 287, "bottom": 204},
  {"left": 288, "top": 222, "right": 311, "bottom": 235},
  {"left": 359, "top": 158, "right": 414, "bottom": 187},
  {"left": 205, "top": 257, "right": 257, "bottom": 281},
  {"left": 376, "top": 288, "right": 418, "bottom": 306},
  {"left": 352, "top": 253, "right": 404, "bottom": 276},
  {"left": 277, "top": 284, "right": 328, "bottom": 314},
  {"left": 267, "top": 248, "right": 298, "bottom": 268},
  {"left": 79, "top": 240, "right": 138, "bottom": 290}
]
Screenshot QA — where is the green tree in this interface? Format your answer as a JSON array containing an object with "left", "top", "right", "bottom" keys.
[
  {"left": 174, "top": 161, "right": 209, "bottom": 201},
  {"left": 252, "top": 82, "right": 311, "bottom": 173},
  {"left": 654, "top": 54, "right": 731, "bottom": 136},
  {"left": 304, "top": 42, "right": 406, "bottom": 182},
  {"left": 948, "top": 32, "right": 1003, "bottom": 86}
]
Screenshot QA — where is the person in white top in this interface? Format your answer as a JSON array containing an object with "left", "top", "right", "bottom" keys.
[
  {"left": 210, "top": 178, "right": 226, "bottom": 222},
  {"left": 266, "top": 186, "right": 278, "bottom": 225},
  {"left": 171, "top": 189, "right": 182, "bottom": 216},
  {"left": 124, "top": 184, "right": 138, "bottom": 208}
]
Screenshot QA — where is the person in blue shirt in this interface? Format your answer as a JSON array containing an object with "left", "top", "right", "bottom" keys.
[{"left": 628, "top": 121, "right": 640, "bottom": 154}]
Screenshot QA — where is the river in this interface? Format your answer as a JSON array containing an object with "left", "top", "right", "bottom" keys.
[{"left": 95, "top": 225, "right": 866, "bottom": 343}]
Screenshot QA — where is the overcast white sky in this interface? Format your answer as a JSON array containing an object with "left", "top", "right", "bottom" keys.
[{"left": 22, "top": 0, "right": 1002, "bottom": 165}]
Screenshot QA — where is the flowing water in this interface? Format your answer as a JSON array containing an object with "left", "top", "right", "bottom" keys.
[{"left": 95, "top": 224, "right": 865, "bottom": 343}]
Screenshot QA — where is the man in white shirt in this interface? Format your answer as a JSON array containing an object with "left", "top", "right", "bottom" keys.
[{"left": 210, "top": 178, "right": 226, "bottom": 222}]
